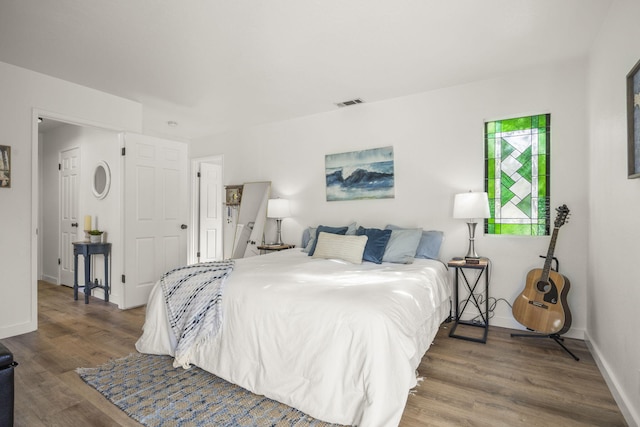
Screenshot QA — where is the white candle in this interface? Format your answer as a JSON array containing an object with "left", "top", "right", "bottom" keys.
[{"left": 84, "top": 215, "right": 92, "bottom": 231}]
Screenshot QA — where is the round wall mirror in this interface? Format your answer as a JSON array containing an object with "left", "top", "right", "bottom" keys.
[{"left": 92, "top": 161, "right": 111, "bottom": 199}]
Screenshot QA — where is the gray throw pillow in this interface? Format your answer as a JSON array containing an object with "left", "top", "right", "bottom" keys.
[{"left": 382, "top": 226, "right": 423, "bottom": 264}]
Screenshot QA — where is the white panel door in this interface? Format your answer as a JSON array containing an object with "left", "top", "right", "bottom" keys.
[
  {"left": 59, "top": 147, "right": 80, "bottom": 287},
  {"left": 198, "top": 163, "right": 223, "bottom": 262},
  {"left": 123, "top": 133, "right": 188, "bottom": 309}
]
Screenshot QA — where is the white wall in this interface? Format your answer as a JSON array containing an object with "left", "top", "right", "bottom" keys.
[
  {"left": 587, "top": 0, "right": 640, "bottom": 424},
  {"left": 40, "top": 124, "right": 124, "bottom": 304},
  {"left": 0, "top": 61, "right": 141, "bottom": 339},
  {"left": 191, "top": 58, "right": 590, "bottom": 339}
]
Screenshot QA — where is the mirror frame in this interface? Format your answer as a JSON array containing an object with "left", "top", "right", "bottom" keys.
[
  {"left": 92, "top": 160, "right": 111, "bottom": 200},
  {"left": 232, "top": 181, "right": 271, "bottom": 258}
]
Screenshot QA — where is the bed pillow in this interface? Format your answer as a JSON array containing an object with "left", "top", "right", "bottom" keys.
[
  {"left": 382, "top": 226, "right": 423, "bottom": 264},
  {"left": 302, "top": 223, "right": 355, "bottom": 253},
  {"left": 301, "top": 227, "right": 316, "bottom": 252},
  {"left": 307, "top": 225, "right": 349, "bottom": 256},
  {"left": 312, "top": 232, "right": 368, "bottom": 264},
  {"left": 345, "top": 222, "right": 358, "bottom": 235},
  {"left": 415, "top": 230, "right": 444, "bottom": 260},
  {"left": 355, "top": 226, "right": 393, "bottom": 264}
]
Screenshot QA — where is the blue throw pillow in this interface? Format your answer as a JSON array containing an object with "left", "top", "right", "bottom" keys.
[
  {"left": 307, "top": 225, "right": 349, "bottom": 256},
  {"left": 415, "top": 230, "right": 444, "bottom": 260},
  {"left": 356, "top": 227, "right": 392, "bottom": 264}
]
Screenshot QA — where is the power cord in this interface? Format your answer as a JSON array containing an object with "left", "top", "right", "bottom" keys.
[
  {"left": 454, "top": 259, "right": 512, "bottom": 324},
  {"left": 457, "top": 295, "right": 512, "bottom": 324}
]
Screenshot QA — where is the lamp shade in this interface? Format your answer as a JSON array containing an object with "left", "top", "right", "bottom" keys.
[
  {"left": 453, "top": 192, "right": 490, "bottom": 220},
  {"left": 267, "top": 198, "right": 290, "bottom": 219}
]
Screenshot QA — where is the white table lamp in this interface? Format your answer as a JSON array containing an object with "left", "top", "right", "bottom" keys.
[
  {"left": 267, "top": 198, "right": 291, "bottom": 245},
  {"left": 453, "top": 191, "right": 490, "bottom": 258}
]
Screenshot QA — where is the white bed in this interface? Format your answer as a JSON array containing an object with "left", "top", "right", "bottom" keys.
[{"left": 136, "top": 249, "right": 451, "bottom": 427}]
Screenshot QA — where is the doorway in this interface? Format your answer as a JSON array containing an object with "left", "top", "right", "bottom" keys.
[
  {"left": 35, "top": 113, "right": 191, "bottom": 311},
  {"left": 37, "top": 115, "right": 122, "bottom": 300},
  {"left": 190, "top": 155, "right": 224, "bottom": 264}
]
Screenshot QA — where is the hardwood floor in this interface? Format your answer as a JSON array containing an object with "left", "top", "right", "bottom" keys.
[
  {"left": 405, "top": 325, "right": 627, "bottom": 427},
  {"left": 0, "top": 281, "right": 627, "bottom": 426}
]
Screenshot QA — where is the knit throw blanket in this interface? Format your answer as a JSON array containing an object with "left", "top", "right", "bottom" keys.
[{"left": 160, "top": 260, "right": 234, "bottom": 368}]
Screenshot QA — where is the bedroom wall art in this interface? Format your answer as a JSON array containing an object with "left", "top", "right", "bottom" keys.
[
  {"left": 627, "top": 58, "right": 640, "bottom": 179},
  {"left": 0, "top": 145, "right": 10, "bottom": 188},
  {"left": 325, "top": 146, "right": 395, "bottom": 201}
]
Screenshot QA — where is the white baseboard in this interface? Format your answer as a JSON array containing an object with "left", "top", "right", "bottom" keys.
[
  {"left": 584, "top": 331, "right": 639, "bottom": 427},
  {"left": 0, "top": 320, "right": 37, "bottom": 339},
  {"left": 78, "top": 287, "right": 105, "bottom": 301},
  {"left": 41, "top": 274, "right": 58, "bottom": 284}
]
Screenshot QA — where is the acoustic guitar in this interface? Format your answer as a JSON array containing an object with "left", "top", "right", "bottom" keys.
[{"left": 512, "top": 205, "right": 572, "bottom": 335}]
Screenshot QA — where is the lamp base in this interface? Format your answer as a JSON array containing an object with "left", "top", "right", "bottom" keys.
[
  {"left": 465, "top": 221, "right": 480, "bottom": 258},
  {"left": 275, "top": 218, "right": 284, "bottom": 245}
]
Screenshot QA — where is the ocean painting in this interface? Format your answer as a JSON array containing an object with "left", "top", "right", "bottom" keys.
[{"left": 325, "top": 146, "right": 395, "bottom": 201}]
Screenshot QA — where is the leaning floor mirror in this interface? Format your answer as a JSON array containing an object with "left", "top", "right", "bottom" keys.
[{"left": 232, "top": 181, "right": 271, "bottom": 258}]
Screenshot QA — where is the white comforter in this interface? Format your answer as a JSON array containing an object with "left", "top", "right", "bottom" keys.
[{"left": 135, "top": 249, "right": 451, "bottom": 427}]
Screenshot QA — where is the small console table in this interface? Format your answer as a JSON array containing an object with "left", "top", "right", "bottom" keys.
[
  {"left": 448, "top": 258, "right": 490, "bottom": 343},
  {"left": 73, "top": 242, "right": 111, "bottom": 304}
]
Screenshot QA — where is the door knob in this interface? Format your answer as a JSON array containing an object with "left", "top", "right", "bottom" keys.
[
  {"left": 71, "top": 222, "right": 79, "bottom": 227},
  {"left": 181, "top": 224, "right": 188, "bottom": 229}
]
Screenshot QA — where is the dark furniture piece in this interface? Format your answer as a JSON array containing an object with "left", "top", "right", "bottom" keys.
[
  {"left": 0, "top": 341, "right": 17, "bottom": 427},
  {"left": 73, "top": 242, "right": 112, "bottom": 304},
  {"left": 448, "top": 258, "right": 490, "bottom": 343}
]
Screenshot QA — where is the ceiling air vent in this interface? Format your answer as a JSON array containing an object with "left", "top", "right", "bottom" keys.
[{"left": 335, "top": 98, "right": 364, "bottom": 108}]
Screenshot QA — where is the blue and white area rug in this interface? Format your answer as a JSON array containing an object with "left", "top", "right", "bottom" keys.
[{"left": 77, "top": 353, "right": 346, "bottom": 427}]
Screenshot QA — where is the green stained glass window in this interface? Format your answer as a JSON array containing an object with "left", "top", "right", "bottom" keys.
[{"left": 484, "top": 114, "right": 550, "bottom": 236}]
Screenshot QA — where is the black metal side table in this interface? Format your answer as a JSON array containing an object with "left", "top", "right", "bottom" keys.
[
  {"left": 448, "top": 258, "right": 490, "bottom": 343},
  {"left": 73, "top": 242, "right": 111, "bottom": 304}
]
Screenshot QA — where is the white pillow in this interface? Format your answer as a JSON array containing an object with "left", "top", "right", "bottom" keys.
[{"left": 312, "top": 232, "right": 368, "bottom": 264}]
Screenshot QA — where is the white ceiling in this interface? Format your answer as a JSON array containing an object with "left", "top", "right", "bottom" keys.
[{"left": 0, "top": 0, "right": 612, "bottom": 140}]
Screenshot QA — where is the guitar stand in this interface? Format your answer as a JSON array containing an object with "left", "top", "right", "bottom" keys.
[{"left": 510, "top": 332, "right": 579, "bottom": 361}]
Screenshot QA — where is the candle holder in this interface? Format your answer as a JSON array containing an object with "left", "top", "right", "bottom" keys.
[{"left": 84, "top": 215, "right": 93, "bottom": 242}]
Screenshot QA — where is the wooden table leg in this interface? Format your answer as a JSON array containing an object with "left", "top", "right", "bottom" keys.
[
  {"left": 73, "top": 252, "right": 79, "bottom": 301},
  {"left": 84, "top": 254, "right": 91, "bottom": 304},
  {"left": 104, "top": 252, "right": 109, "bottom": 302}
]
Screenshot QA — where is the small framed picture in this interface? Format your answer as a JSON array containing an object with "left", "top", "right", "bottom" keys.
[
  {"left": 627, "top": 59, "right": 640, "bottom": 178},
  {"left": 225, "top": 185, "right": 243, "bottom": 205},
  {"left": 0, "top": 145, "right": 10, "bottom": 188}
]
